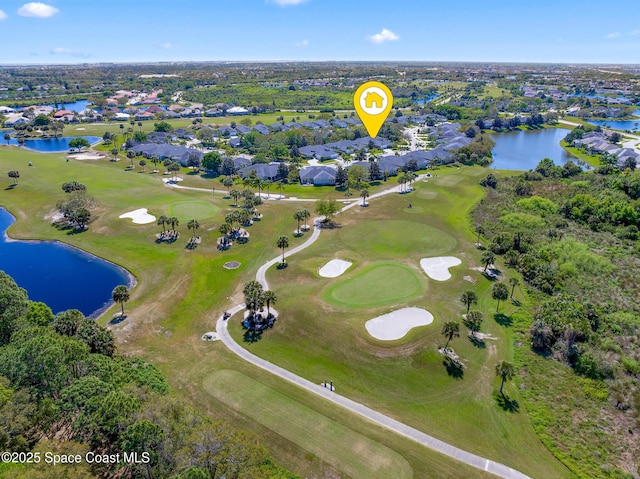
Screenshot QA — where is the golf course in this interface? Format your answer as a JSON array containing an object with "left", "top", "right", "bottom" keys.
[{"left": 0, "top": 144, "right": 571, "bottom": 479}]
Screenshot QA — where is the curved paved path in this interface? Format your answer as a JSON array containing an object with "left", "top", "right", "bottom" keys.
[{"left": 212, "top": 176, "right": 532, "bottom": 479}]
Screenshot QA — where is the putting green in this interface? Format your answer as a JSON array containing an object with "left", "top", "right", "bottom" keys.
[
  {"left": 323, "top": 262, "right": 425, "bottom": 308},
  {"left": 203, "top": 370, "right": 412, "bottom": 479},
  {"left": 168, "top": 200, "right": 218, "bottom": 220}
]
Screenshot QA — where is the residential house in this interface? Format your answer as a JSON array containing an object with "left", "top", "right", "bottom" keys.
[
  {"left": 299, "top": 145, "right": 339, "bottom": 160},
  {"left": 299, "top": 165, "right": 337, "bottom": 185},
  {"left": 238, "top": 162, "right": 280, "bottom": 180}
]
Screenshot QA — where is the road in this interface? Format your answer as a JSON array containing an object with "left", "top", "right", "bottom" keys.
[{"left": 212, "top": 176, "right": 533, "bottom": 479}]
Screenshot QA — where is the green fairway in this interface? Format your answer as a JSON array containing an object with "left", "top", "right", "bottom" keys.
[
  {"left": 323, "top": 262, "right": 425, "bottom": 308},
  {"left": 168, "top": 200, "right": 219, "bottom": 220},
  {"left": 204, "top": 370, "right": 413, "bottom": 479}
]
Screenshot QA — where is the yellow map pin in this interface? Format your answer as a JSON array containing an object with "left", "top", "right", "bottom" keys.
[{"left": 354, "top": 81, "right": 393, "bottom": 138}]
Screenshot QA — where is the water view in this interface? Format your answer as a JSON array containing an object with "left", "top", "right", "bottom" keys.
[
  {"left": 0, "top": 208, "right": 132, "bottom": 317},
  {"left": 587, "top": 109, "right": 640, "bottom": 131},
  {"left": 45, "top": 99, "right": 91, "bottom": 112},
  {"left": 491, "top": 127, "right": 575, "bottom": 170},
  {"left": 6, "top": 136, "right": 101, "bottom": 152}
]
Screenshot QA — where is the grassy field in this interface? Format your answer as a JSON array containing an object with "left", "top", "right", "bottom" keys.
[{"left": 0, "top": 145, "right": 576, "bottom": 478}]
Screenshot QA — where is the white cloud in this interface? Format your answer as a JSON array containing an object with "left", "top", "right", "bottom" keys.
[
  {"left": 0, "top": 10, "right": 7, "bottom": 20},
  {"left": 49, "top": 47, "right": 88, "bottom": 58},
  {"left": 294, "top": 39, "right": 309, "bottom": 47},
  {"left": 18, "top": 2, "right": 59, "bottom": 18},
  {"left": 630, "top": 29, "right": 640, "bottom": 36},
  {"left": 367, "top": 28, "right": 399, "bottom": 44},
  {"left": 267, "top": 0, "right": 308, "bottom": 6},
  {"left": 159, "top": 42, "right": 172, "bottom": 49},
  {"left": 605, "top": 32, "right": 621, "bottom": 39}
]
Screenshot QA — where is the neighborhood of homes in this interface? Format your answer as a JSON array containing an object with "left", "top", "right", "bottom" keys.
[{"left": 128, "top": 114, "right": 467, "bottom": 186}]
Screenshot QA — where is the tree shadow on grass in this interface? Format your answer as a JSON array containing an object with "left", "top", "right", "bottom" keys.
[
  {"left": 4, "top": 185, "right": 16, "bottom": 190},
  {"left": 511, "top": 299, "right": 522, "bottom": 307},
  {"left": 110, "top": 315, "right": 127, "bottom": 325},
  {"left": 494, "top": 313, "right": 513, "bottom": 327},
  {"left": 243, "top": 330, "right": 263, "bottom": 343},
  {"left": 495, "top": 392, "right": 519, "bottom": 413},
  {"left": 442, "top": 356, "right": 464, "bottom": 379},
  {"left": 468, "top": 335, "right": 486, "bottom": 348},
  {"left": 276, "top": 262, "right": 288, "bottom": 270}
]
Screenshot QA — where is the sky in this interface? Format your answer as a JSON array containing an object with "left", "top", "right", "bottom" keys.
[{"left": 0, "top": 0, "right": 639, "bottom": 64}]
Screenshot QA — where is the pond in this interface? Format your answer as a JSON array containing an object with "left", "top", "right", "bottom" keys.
[
  {"left": 45, "top": 99, "right": 91, "bottom": 112},
  {"left": 0, "top": 208, "right": 133, "bottom": 317},
  {"left": 6, "top": 136, "right": 101, "bottom": 153},
  {"left": 587, "top": 109, "right": 640, "bottom": 131},
  {"left": 491, "top": 128, "right": 576, "bottom": 171}
]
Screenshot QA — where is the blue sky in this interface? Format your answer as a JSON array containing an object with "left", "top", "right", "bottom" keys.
[{"left": 0, "top": 0, "right": 639, "bottom": 64}]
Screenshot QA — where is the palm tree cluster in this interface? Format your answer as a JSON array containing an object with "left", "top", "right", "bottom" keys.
[
  {"left": 156, "top": 215, "right": 180, "bottom": 239},
  {"left": 242, "top": 280, "right": 278, "bottom": 330},
  {"left": 398, "top": 172, "right": 417, "bottom": 193},
  {"left": 293, "top": 208, "right": 311, "bottom": 234}
]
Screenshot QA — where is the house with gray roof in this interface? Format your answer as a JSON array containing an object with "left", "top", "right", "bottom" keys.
[
  {"left": 253, "top": 124, "right": 269, "bottom": 135},
  {"left": 238, "top": 162, "right": 280, "bottom": 180},
  {"left": 299, "top": 165, "right": 337, "bottom": 185},
  {"left": 233, "top": 157, "right": 252, "bottom": 169},
  {"left": 128, "top": 143, "right": 203, "bottom": 167},
  {"left": 299, "top": 145, "right": 339, "bottom": 160},
  {"left": 235, "top": 125, "right": 251, "bottom": 135}
]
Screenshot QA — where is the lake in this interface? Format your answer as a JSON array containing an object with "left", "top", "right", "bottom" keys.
[
  {"left": 46, "top": 99, "right": 91, "bottom": 112},
  {"left": 491, "top": 128, "right": 576, "bottom": 170},
  {"left": 587, "top": 109, "right": 640, "bottom": 131},
  {"left": 6, "top": 136, "right": 101, "bottom": 152},
  {"left": 0, "top": 208, "right": 133, "bottom": 317}
]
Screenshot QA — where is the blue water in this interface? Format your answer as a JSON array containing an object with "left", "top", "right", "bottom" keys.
[
  {"left": 6, "top": 136, "right": 101, "bottom": 152},
  {"left": 491, "top": 128, "right": 576, "bottom": 171},
  {"left": 45, "top": 99, "right": 91, "bottom": 112},
  {"left": 588, "top": 113, "right": 640, "bottom": 131},
  {"left": 415, "top": 94, "right": 439, "bottom": 104},
  {"left": 0, "top": 208, "right": 132, "bottom": 317}
]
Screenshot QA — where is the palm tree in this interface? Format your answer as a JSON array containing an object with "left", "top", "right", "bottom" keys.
[
  {"left": 139, "top": 159, "right": 146, "bottom": 172},
  {"left": 187, "top": 218, "right": 200, "bottom": 239},
  {"left": 168, "top": 216, "right": 179, "bottom": 235},
  {"left": 127, "top": 150, "right": 135, "bottom": 168},
  {"left": 3, "top": 133, "right": 10, "bottom": 145},
  {"left": 277, "top": 236, "right": 289, "bottom": 264},
  {"left": 157, "top": 215, "right": 168, "bottom": 235},
  {"left": 475, "top": 225, "right": 485, "bottom": 245},
  {"left": 481, "top": 250, "right": 496, "bottom": 272},
  {"left": 112, "top": 285, "right": 130, "bottom": 317},
  {"left": 294, "top": 210, "right": 304, "bottom": 234},
  {"left": 276, "top": 180, "right": 285, "bottom": 196},
  {"left": 492, "top": 282, "right": 509, "bottom": 312},
  {"left": 360, "top": 188, "right": 369, "bottom": 206},
  {"left": 230, "top": 189, "right": 241, "bottom": 207},
  {"left": 263, "top": 290, "right": 277, "bottom": 317},
  {"left": 464, "top": 310, "right": 483, "bottom": 338},
  {"left": 263, "top": 179, "right": 273, "bottom": 198},
  {"left": 495, "top": 360, "right": 515, "bottom": 396},
  {"left": 441, "top": 321, "right": 460, "bottom": 351},
  {"left": 509, "top": 277, "right": 520, "bottom": 299},
  {"left": 397, "top": 175, "right": 406, "bottom": 193},
  {"left": 460, "top": 290, "right": 478, "bottom": 314},
  {"left": 111, "top": 147, "right": 119, "bottom": 162},
  {"left": 150, "top": 155, "right": 159, "bottom": 173},
  {"left": 222, "top": 177, "right": 234, "bottom": 195},
  {"left": 138, "top": 121, "right": 143, "bottom": 132},
  {"left": 8, "top": 171, "right": 19, "bottom": 186},
  {"left": 218, "top": 223, "right": 231, "bottom": 246},
  {"left": 301, "top": 208, "right": 311, "bottom": 230}
]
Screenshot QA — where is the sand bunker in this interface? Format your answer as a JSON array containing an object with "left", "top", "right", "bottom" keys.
[
  {"left": 119, "top": 208, "right": 156, "bottom": 224},
  {"left": 420, "top": 256, "right": 461, "bottom": 281},
  {"left": 319, "top": 259, "right": 352, "bottom": 278},
  {"left": 365, "top": 307, "right": 434, "bottom": 341},
  {"left": 72, "top": 153, "right": 105, "bottom": 160}
]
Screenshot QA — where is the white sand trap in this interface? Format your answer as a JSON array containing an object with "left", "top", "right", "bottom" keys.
[
  {"left": 365, "top": 307, "right": 434, "bottom": 341},
  {"left": 319, "top": 259, "right": 352, "bottom": 278},
  {"left": 420, "top": 256, "right": 462, "bottom": 281},
  {"left": 119, "top": 208, "right": 156, "bottom": 224},
  {"left": 72, "top": 153, "right": 105, "bottom": 160}
]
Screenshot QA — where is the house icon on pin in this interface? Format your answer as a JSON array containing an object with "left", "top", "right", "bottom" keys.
[{"left": 364, "top": 91, "right": 384, "bottom": 109}]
